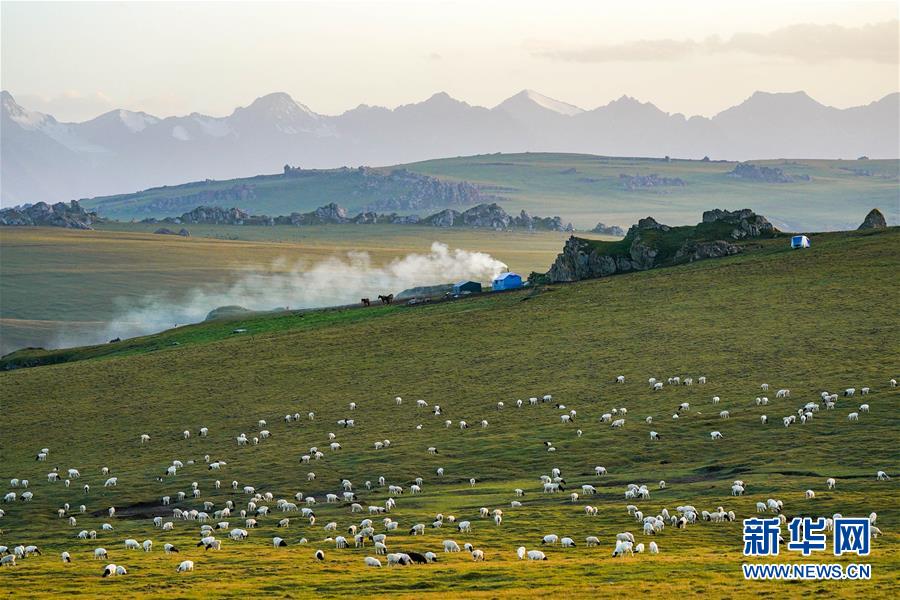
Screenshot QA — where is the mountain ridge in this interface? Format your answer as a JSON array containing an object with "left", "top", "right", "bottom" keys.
[{"left": 3, "top": 88, "right": 898, "bottom": 205}]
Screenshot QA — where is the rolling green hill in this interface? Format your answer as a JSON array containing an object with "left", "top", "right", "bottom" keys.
[
  {"left": 1, "top": 227, "right": 897, "bottom": 598},
  {"left": 76, "top": 153, "right": 899, "bottom": 231}
]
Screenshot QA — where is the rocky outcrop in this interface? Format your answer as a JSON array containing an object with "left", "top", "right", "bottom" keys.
[
  {"left": 619, "top": 173, "right": 686, "bottom": 190},
  {"left": 178, "top": 205, "right": 271, "bottom": 225},
  {"left": 0, "top": 200, "right": 96, "bottom": 229},
  {"left": 591, "top": 222, "right": 625, "bottom": 236},
  {"left": 858, "top": 208, "right": 887, "bottom": 230},
  {"left": 153, "top": 227, "right": 191, "bottom": 237},
  {"left": 360, "top": 168, "right": 492, "bottom": 212},
  {"left": 674, "top": 240, "right": 740, "bottom": 262},
  {"left": 702, "top": 208, "right": 778, "bottom": 239},
  {"left": 423, "top": 209, "right": 461, "bottom": 228},
  {"left": 727, "top": 163, "right": 810, "bottom": 183},
  {"left": 545, "top": 209, "right": 776, "bottom": 283},
  {"left": 132, "top": 184, "right": 257, "bottom": 216},
  {"left": 147, "top": 202, "right": 572, "bottom": 232}
]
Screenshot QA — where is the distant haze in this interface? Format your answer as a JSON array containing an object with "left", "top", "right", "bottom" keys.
[{"left": 1, "top": 1, "right": 897, "bottom": 121}]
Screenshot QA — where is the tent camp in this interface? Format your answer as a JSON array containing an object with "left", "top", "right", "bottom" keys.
[
  {"left": 492, "top": 272, "right": 523, "bottom": 291},
  {"left": 791, "top": 235, "right": 811, "bottom": 249},
  {"left": 453, "top": 281, "right": 482, "bottom": 295}
]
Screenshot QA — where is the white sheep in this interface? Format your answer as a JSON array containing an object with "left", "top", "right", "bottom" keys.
[
  {"left": 710, "top": 431, "right": 724, "bottom": 440},
  {"left": 176, "top": 560, "right": 194, "bottom": 572},
  {"left": 364, "top": 556, "right": 382, "bottom": 567},
  {"left": 443, "top": 540, "right": 461, "bottom": 552}
]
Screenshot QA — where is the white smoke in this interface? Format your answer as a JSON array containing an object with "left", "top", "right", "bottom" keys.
[{"left": 54, "top": 242, "right": 507, "bottom": 347}]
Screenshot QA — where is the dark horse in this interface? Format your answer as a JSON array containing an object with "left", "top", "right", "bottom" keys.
[
  {"left": 377, "top": 294, "right": 394, "bottom": 305},
  {"left": 361, "top": 298, "right": 371, "bottom": 307}
]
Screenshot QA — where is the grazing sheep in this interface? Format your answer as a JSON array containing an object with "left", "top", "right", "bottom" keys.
[
  {"left": 94, "top": 548, "right": 108, "bottom": 560},
  {"left": 61, "top": 551, "right": 72, "bottom": 563},
  {"left": 805, "top": 490, "right": 815, "bottom": 499},
  {"left": 364, "top": 556, "right": 382, "bottom": 567},
  {"left": 710, "top": 431, "right": 724, "bottom": 440},
  {"left": 650, "top": 431, "right": 660, "bottom": 441},
  {"left": 561, "top": 537, "right": 576, "bottom": 548},
  {"left": 761, "top": 415, "right": 768, "bottom": 424},
  {"left": 860, "top": 404, "right": 870, "bottom": 413},
  {"left": 827, "top": 478, "right": 836, "bottom": 489},
  {"left": 527, "top": 550, "right": 547, "bottom": 561},
  {"left": 649, "top": 541, "right": 659, "bottom": 554},
  {"left": 848, "top": 412, "right": 859, "bottom": 421},
  {"left": 876, "top": 471, "right": 890, "bottom": 480},
  {"left": 176, "top": 560, "right": 194, "bottom": 572},
  {"left": 541, "top": 534, "right": 559, "bottom": 545},
  {"left": 612, "top": 540, "right": 634, "bottom": 557},
  {"left": 442, "top": 540, "right": 461, "bottom": 552},
  {"left": 164, "top": 544, "right": 178, "bottom": 554}
]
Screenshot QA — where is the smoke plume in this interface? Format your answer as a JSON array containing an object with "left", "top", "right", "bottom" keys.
[{"left": 53, "top": 242, "right": 508, "bottom": 348}]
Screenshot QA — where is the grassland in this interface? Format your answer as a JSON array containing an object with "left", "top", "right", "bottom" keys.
[
  {"left": 0, "top": 225, "right": 591, "bottom": 354},
  {"left": 78, "top": 153, "right": 900, "bottom": 230},
  {"left": 0, "top": 227, "right": 897, "bottom": 598},
  {"left": 406, "top": 154, "right": 899, "bottom": 231}
]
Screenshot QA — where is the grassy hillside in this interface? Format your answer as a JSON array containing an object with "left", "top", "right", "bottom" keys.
[
  {"left": 1, "top": 228, "right": 897, "bottom": 598},
  {"left": 0, "top": 225, "right": 589, "bottom": 354},
  {"left": 77, "top": 153, "right": 900, "bottom": 230},
  {"left": 406, "top": 153, "right": 899, "bottom": 230}
]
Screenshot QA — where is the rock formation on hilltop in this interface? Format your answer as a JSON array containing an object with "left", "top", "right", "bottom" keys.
[
  {"left": 543, "top": 208, "right": 777, "bottom": 283},
  {"left": 591, "top": 222, "right": 626, "bottom": 236},
  {"left": 140, "top": 201, "right": 572, "bottom": 232},
  {"left": 702, "top": 208, "right": 777, "bottom": 239},
  {"left": 858, "top": 208, "right": 887, "bottom": 230},
  {"left": 727, "top": 163, "right": 810, "bottom": 183},
  {"left": 619, "top": 173, "right": 686, "bottom": 190},
  {"left": 0, "top": 200, "right": 96, "bottom": 229}
]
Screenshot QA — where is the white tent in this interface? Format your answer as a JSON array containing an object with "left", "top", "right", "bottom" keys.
[{"left": 791, "top": 235, "right": 811, "bottom": 249}]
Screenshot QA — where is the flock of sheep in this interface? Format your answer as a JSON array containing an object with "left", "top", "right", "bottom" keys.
[{"left": 1, "top": 375, "right": 895, "bottom": 583}]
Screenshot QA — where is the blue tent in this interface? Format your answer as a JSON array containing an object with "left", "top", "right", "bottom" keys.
[
  {"left": 791, "top": 235, "right": 810, "bottom": 249},
  {"left": 492, "top": 272, "right": 523, "bottom": 291},
  {"left": 453, "top": 280, "right": 482, "bottom": 294}
]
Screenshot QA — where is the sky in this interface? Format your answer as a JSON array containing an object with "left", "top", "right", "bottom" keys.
[{"left": 2, "top": 0, "right": 898, "bottom": 121}]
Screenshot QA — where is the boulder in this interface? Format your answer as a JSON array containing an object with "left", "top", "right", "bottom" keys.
[{"left": 858, "top": 208, "right": 887, "bottom": 230}]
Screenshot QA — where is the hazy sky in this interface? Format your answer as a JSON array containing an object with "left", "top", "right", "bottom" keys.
[{"left": 2, "top": 0, "right": 898, "bottom": 121}]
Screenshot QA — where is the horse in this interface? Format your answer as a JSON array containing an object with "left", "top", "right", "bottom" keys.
[
  {"left": 378, "top": 294, "right": 394, "bottom": 305},
  {"left": 361, "top": 298, "right": 371, "bottom": 307}
]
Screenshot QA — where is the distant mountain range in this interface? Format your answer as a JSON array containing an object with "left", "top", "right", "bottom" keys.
[{"left": 2, "top": 89, "right": 898, "bottom": 205}]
